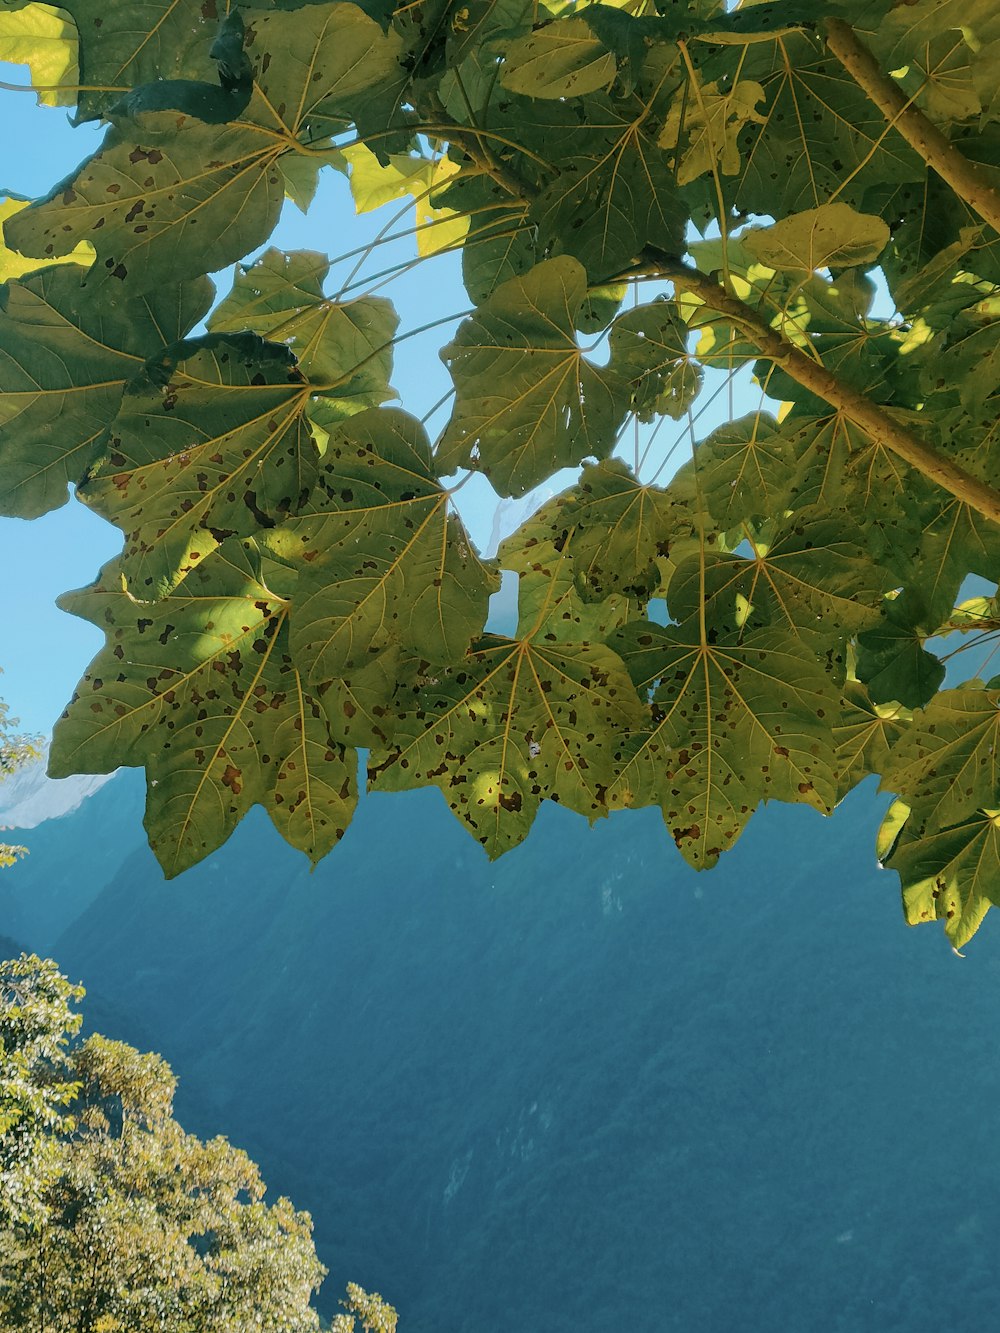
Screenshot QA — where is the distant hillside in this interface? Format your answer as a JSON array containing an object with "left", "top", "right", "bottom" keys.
[
  {"left": 7, "top": 766, "right": 998, "bottom": 1332},
  {"left": 0, "top": 765, "right": 143, "bottom": 949}
]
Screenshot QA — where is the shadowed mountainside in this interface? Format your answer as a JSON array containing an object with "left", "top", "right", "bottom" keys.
[{"left": 4, "top": 771, "right": 1000, "bottom": 1331}]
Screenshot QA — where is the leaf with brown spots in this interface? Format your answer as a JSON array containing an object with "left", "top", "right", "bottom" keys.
[
  {"left": 0, "top": 265, "right": 212, "bottom": 518},
  {"left": 665, "top": 505, "right": 895, "bottom": 645},
  {"left": 3, "top": 4, "right": 403, "bottom": 296},
  {"left": 877, "top": 797, "right": 1000, "bottom": 949},
  {"left": 500, "top": 17, "right": 616, "bottom": 100},
  {"left": 61, "top": 0, "right": 230, "bottom": 122},
  {"left": 879, "top": 683, "right": 1000, "bottom": 846},
  {"left": 81, "top": 332, "right": 319, "bottom": 599},
  {"left": 612, "top": 620, "right": 844, "bottom": 868},
  {"left": 238, "top": 1, "right": 405, "bottom": 142},
  {"left": 876, "top": 684, "right": 1000, "bottom": 948},
  {"left": 499, "top": 458, "right": 703, "bottom": 603},
  {"left": 369, "top": 566, "right": 646, "bottom": 857},
  {"left": 208, "top": 247, "right": 398, "bottom": 414},
  {"left": 4, "top": 110, "right": 286, "bottom": 297},
  {"left": 49, "top": 538, "right": 357, "bottom": 875},
  {"left": 263, "top": 407, "right": 498, "bottom": 743}
]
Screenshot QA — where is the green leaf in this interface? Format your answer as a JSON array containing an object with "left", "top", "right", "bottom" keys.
[
  {"left": 666, "top": 506, "right": 893, "bottom": 643},
  {"left": 370, "top": 621, "right": 645, "bottom": 858},
  {"left": 855, "top": 591, "right": 946, "bottom": 709},
  {"left": 446, "top": 0, "right": 535, "bottom": 64},
  {"left": 50, "top": 539, "right": 357, "bottom": 876},
  {"left": 724, "top": 29, "right": 923, "bottom": 219},
  {"left": 612, "top": 621, "right": 844, "bottom": 867},
  {"left": 833, "top": 680, "right": 911, "bottom": 797},
  {"left": 885, "top": 803, "right": 1000, "bottom": 947},
  {"left": 3, "top": 109, "right": 286, "bottom": 296},
  {"left": 208, "top": 247, "right": 398, "bottom": 412},
  {"left": 0, "top": 265, "right": 213, "bottom": 518},
  {"left": 879, "top": 682, "right": 1000, "bottom": 945},
  {"left": 500, "top": 458, "right": 700, "bottom": 601},
  {"left": 524, "top": 90, "right": 688, "bottom": 279},
  {"left": 81, "top": 333, "right": 319, "bottom": 598},
  {"left": 3, "top": 3, "right": 405, "bottom": 295},
  {"left": 436, "top": 173, "right": 537, "bottom": 305},
  {"left": 500, "top": 18, "right": 616, "bottom": 99},
  {"left": 914, "top": 492, "right": 1000, "bottom": 625},
  {"left": 60, "top": 0, "right": 234, "bottom": 122},
  {"left": 278, "top": 141, "right": 346, "bottom": 213},
  {"left": 607, "top": 299, "right": 701, "bottom": 420},
  {"left": 675, "top": 411, "right": 800, "bottom": 528},
  {"left": 437, "top": 257, "right": 629, "bottom": 496},
  {"left": 881, "top": 684, "right": 1000, "bottom": 839},
  {"left": 741, "top": 204, "right": 890, "bottom": 275},
  {"left": 867, "top": 0, "right": 1000, "bottom": 125},
  {"left": 238, "top": 2, "right": 406, "bottom": 140},
  {"left": 261, "top": 408, "right": 498, "bottom": 739}
]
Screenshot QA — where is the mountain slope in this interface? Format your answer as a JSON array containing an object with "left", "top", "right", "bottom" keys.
[{"left": 23, "top": 773, "right": 1000, "bottom": 1332}]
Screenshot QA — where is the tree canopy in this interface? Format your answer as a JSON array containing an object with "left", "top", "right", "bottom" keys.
[
  {"left": 2, "top": 0, "right": 1000, "bottom": 944},
  {"left": 0, "top": 674, "right": 40, "bottom": 867},
  {"left": 0, "top": 952, "right": 327, "bottom": 1330}
]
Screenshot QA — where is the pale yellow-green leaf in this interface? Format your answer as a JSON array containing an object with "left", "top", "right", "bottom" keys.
[
  {"left": 500, "top": 18, "right": 616, "bottom": 99},
  {"left": 658, "top": 79, "right": 766, "bottom": 185},
  {"left": 0, "top": 197, "right": 93, "bottom": 283},
  {"left": 0, "top": 3, "right": 77, "bottom": 108},
  {"left": 342, "top": 144, "right": 468, "bottom": 256},
  {"left": 742, "top": 204, "right": 890, "bottom": 276}
]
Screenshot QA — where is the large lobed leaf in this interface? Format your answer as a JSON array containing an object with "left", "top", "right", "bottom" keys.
[
  {"left": 81, "top": 333, "right": 319, "bottom": 599},
  {"left": 0, "top": 265, "right": 212, "bottom": 518},
  {"left": 438, "top": 257, "right": 631, "bottom": 496},
  {"left": 50, "top": 539, "right": 357, "bottom": 876},
  {"left": 613, "top": 620, "right": 846, "bottom": 868}
]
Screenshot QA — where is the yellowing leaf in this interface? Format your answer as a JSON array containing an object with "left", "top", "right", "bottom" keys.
[
  {"left": 658, "top": 79, "right": 766, "bottom": 185},
  {"left": 0, "top": 197, "right": 92, "bottom": 283},
  {"left": 0, "top": 3, "right": 77, "bottom": 108},
  {"left": 342, "top": 145, "right": 467, "bottom": 257}
]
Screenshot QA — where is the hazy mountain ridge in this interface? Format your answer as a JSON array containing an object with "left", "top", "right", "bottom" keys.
[
  {"left": 5, "top": 770, "right": 1000, "bottom": 1330},
  {"left": 0, "top": 750, "right": 115, "bottom": 831}
]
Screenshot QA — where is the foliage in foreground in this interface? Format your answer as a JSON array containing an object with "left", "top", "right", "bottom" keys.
[
  {"left": 0, "top": 674, "right": 39, "bottom": 868},
  {"left": 2, "top": 0, "right": 1000, "bottom": 942},
  {"left": 0, "top": 952, "right": 328, "bottom": 1331}
]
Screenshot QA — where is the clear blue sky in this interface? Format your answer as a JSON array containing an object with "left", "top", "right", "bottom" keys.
[{"left": 0, "top": 57, "right": 748, "bottom": 737}]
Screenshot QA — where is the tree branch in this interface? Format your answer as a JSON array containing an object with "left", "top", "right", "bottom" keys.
[
  {"left": 643, "top": 254, "right": 1000, "bottom": 527},
  {"left": 823, "top": 19, "right": 1000, "bottom": 239}
]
